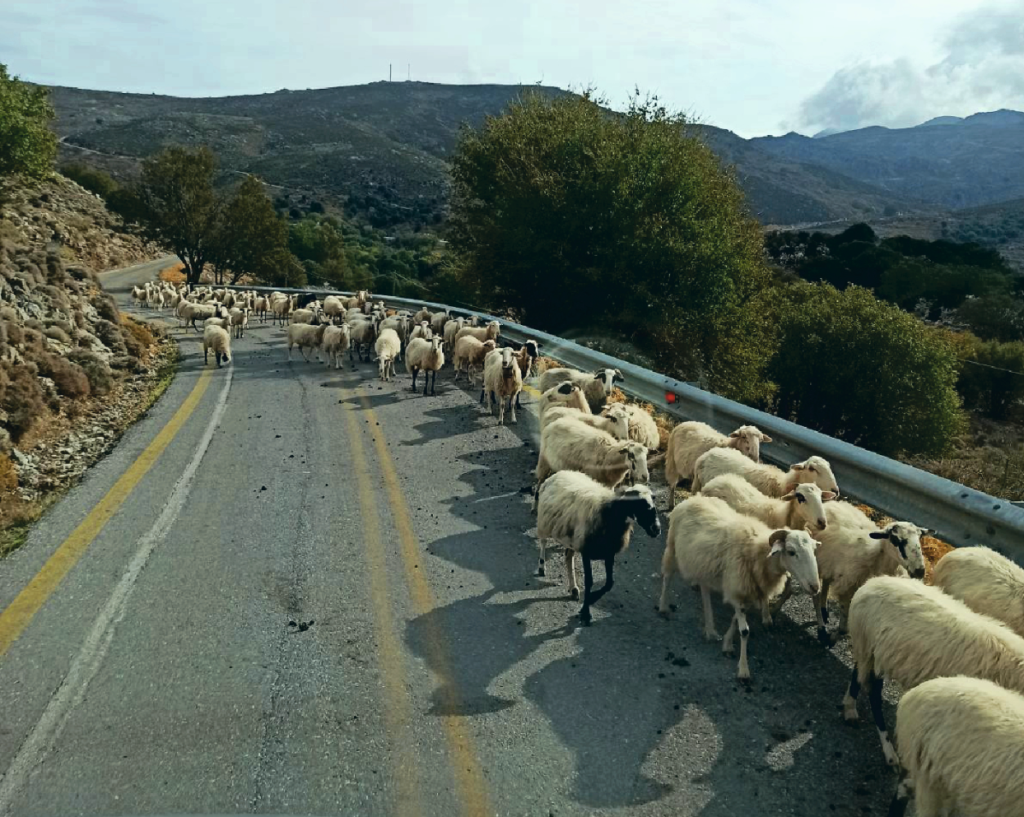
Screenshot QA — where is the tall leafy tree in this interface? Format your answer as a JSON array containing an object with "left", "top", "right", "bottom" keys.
[
  {"left": 136, "top": 146, "right": 220, "bottom": 285},
  {"left": 210, "top": 175, "right": 290, "bottom": 284},
  {"left": 448, "top": 90, "right": 771, "bottom": 400},
  {"left": 0, "top": 64, "right": 57, "bottom": 182}
]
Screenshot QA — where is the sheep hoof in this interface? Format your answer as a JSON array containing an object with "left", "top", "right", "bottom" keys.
[
  {"left": 578, "top": 610, "right": 592, "bottom": 626},
  {"left": 569, "top": 588, "right": 580, "bottom": 601},
  {"left": 537, "top": 567, "right": 546, "bottom": 577},
  {"left": 817, "top": 628, "right": 835, "bottom": 647},
  {"left": 821, "top": 607, "right": 830, "bottom": 624},
  {"left": 657, "top": 607, "right": 671, "bottom": 620}
]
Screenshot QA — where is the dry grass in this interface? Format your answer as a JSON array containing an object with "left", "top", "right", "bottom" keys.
[
  {"left": 159, "top": 262, "right": 186, "bottom": 284},
  {"left": 0, "top": 454, "right": 17, "bottom": 493},
  {"left": 532, "top": 356, "right": 563, "bottom": 377},
  {"left": 121, "top": 314, "right": 158, "bottom": 356}
]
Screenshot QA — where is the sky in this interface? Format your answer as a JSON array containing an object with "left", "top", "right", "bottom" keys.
[{"left": 2, "top": 0, "right": 1023, "bottom": 137}]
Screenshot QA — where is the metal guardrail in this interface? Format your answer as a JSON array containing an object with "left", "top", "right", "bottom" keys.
[{"left": 213, "top": 282, "right": 1024, "bottom": 561}]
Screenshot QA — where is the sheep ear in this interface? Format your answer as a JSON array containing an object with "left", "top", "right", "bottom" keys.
[
  {"left": 868, "top": 531, "right": 888, "bottom": 540},
  {"left": 768, "top": 530, "right": 788, "bottom": 555},
  {"left": 761, "top": 434, "right": 773, "bottom": 443},
  {"left": 614, "top": 369, "right": 624, "bottom": 382},
  {"left": 919, "top": 527, "right": 934, "bottom": 537},
  {"left": 821, "top": 491, "right": 836, "bottom": 501},
  {"left": 728, "top": 431, "right": 740, "bottom": 438},
  {"left": 783, "top": 482, "right": 799, "bottom": 493},
  {"left": 790, "top": 463, "right": 805, "bottom": 471},
  {"left": 781, "top": 491, "right": 796, "bottom": 501}
]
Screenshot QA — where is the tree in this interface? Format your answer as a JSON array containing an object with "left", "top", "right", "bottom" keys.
[
  {"left": 0, "top": 64, "right": 57, "bottom": 181},
  {"left": 956, "top": 335, "right": 1024, "bottom": 421},
  {"left": 287, "top": 215, "right": 349, "bottom": 286},
  {"left": 60, "top": 163, "right": 118, "bottom": 198},
  {"left": 209, "top": 175, "right": 290, "bottom": 284},
  {"left": 448, "top": 90, "right": 771, "bottom": 401},
  {"left": 136, "top": 146, "right": 220, "bottom": 285},
  {"left": 768, "top": 284, "right": 964, "bottom": 457}
]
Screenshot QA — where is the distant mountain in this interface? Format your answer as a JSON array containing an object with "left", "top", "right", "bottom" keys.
[
  {"left": 44, "top": 81, "right": 949, "bottom": 228},
  {"left": 751, "top": 110, "right": 1024, "bottom": 209}
]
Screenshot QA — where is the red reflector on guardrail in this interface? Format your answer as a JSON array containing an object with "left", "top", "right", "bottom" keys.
[{"left": 665, "top": 392, "right": 677, "bottom": 404}]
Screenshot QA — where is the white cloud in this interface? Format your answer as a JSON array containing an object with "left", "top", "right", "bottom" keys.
[{"left": 798, "top": 2, "right": 1024, "bottom": 132}]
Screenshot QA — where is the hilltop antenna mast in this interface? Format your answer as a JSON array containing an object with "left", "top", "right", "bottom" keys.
[
  {"left": 389, "top": 63, "right": 392, "bottom": 82},
  {"left": 407, "top": 64, "right": 410, "bottom": 81}
]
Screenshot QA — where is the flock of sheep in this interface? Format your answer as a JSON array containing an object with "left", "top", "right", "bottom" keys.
[{"left": 133, "top": 279, "right": 1024, "bottom": 817}]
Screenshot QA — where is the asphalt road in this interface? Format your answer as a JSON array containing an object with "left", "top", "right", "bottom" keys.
[{"left": 0, "top": 258, "right": 899, "bottom": 816}]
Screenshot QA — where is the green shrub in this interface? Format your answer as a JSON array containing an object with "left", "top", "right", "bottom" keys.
[
  {"left": 768, "top": 284, "right": 965, "bottom": 457},
  {"left": 956, "top": 336, "right": 1024, "bottom": 421},
  {"left": 60, "top": 162, "right": 119, "bottom": 199}
]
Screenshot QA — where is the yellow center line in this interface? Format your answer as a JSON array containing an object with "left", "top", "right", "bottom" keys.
[
  {"left": 0, "top": 368, "right": 213, "bottom": 659},
  {"left": 359, "top": 395, "right": 494, "bottom": 817},
  {"left": 340, "top": 395, "right": 423, "bottom": 817}
]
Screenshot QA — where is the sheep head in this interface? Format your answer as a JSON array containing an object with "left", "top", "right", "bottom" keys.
[{"left": 729, "top": 425, "right": 772, "bottom": 463}]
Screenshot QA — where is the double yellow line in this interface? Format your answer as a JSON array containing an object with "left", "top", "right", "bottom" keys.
[
  {"left": 341, "top": 388, "right": 492, "bottom": 817},
  {"left": 0, "top": 368, "right": 213, "bottom": 659}
]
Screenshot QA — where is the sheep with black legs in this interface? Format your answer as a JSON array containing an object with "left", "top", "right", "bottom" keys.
[
  {"left": 454, "top": 321, "right": 501, "bottom": 346},
  {"left": 932, "top": 545, "right": 1024, "bottom": 638},
  {"left": 664, "top": 422, "right": 771, "bottom": 508},
  {"left": 658, "top": 495, "right": 821, "bottom": 680},
  {"left": 536, "top": 471, "right": 660, "bottom": 625},
  {"left": 841, "top": 575, "right": 1024, "bottom": 768},
  {"left": 406, "top": 336, "right": 445, "bottom": 395},
  {"left": 538, "top": 367, "right": 624, "bottom": 412},
  {"left": 512, "top": 340, "right": 540, "bottom": 410},
  {"left": 888, "top": 676, "right": 1024, "bottom": 817},
  {"left": 348, "top": 319, "right": 376, "bottom": 363},
  {"left": 692, "top": 447, "right": 839, "bottom": 496},
  {"left": 202, "top": 325, "right": 232, "bottom": 368},
  {"left": 452, "top": 337, "right": 497, "bottom": 383}
]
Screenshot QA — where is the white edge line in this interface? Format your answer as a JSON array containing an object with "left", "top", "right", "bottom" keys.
[{"left": 0, "top": 367, "right": 233, "bottom": 814}]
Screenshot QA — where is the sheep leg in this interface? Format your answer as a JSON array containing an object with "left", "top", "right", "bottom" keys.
[
  {"left": 204, "top": 347, "right": 209, "bottom": 365},
  {"left": 734, "top": 608, "right": 752, "bottom": 680},
  {"left": 508, "top": 395, "right": 517, "bottom": 424},
  {"left": 722, "top": 611, "right": 737, "bottom": 656},
  {"left": 769, "top": 575, "right": 793, "bottom": 618},
  {"left": 429, "top": 370, "right": 437, "bottom": 396},
  {"left": 819, "top": 578, "right": 832, "bottom": 624},
  {"left": 564, "top": 549, "right": 579, "bottom": 600},
  {"left": 867, "top": 671, "right": 899, "bottom": 767},
  {"left": 411, "top": 369, "right": 419, "bottom": 392},
  {"left": 578, "top": 557, "right": 595, "bottom": 626},
  {"left": 700, "top": 586, "right": 720, "bottom": 640},
  {"left": 537, "top": 540, "right": 547, "bottom": 577},
  {"left": 301, "top": 346, "right": 311, "bottom": 363},
  {"left": 843, "top": 658, "right": 874, "bottom": 722},
  {"left": 584, "top": 556, "right": 615, "bottom": 610},
  {"left": 887, "top": 772, "right": 912, "bottom": 817},
  {"left": 657, "top": 550, "right": 674, "bottom": 617},
  {"left": 422, "top": 372, "right": 430, "bottom": 396}
]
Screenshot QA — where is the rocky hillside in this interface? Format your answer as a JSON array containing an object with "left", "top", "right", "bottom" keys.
[{"left": 0, "top": 173, "right": 166, "bottom": 544}]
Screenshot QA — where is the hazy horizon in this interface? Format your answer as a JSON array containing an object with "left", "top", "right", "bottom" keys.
[{"left": 3, "top": 0, "right": 1023, "bottom": 138}]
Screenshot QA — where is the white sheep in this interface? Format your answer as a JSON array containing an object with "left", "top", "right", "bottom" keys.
[
  {"left": 430, "top": 310, "right": 450, "bottom": 335},
  {"left": 375, "top": 328, "right": 401, "bottom": 382},
  {"left": 253, "top": 295, "right": 270, "bottom": 322},
  {"left": 409, "top": 321, "right": 433, "bottom": 342},
  {"left": 202, "top": 325, "right": 232, "bottom": 368},
  {"left": 413, "top": 308, "right": 433, "bottom": 325},
  {"left": 535, "top": 417, "right": 649, "bottom": 498},
  {"left": 379, "top": 315, "right": 411, "bottom": 356},
  {"left": 320, "top": 324, "right": 351, "bottom": 370},
  {"left": 511, "top": 340, "right": 540, "bottom": 410},
  {"left": 538, "top": 367, "right": 624, "bottom": 413},
  {"left": 542, "top": 403, "right": 630, "bottom": 439},
  {"left": 691, "top": 447, "right": 839, "bottom": 497},
  {"left": 348, "top": 319, "right": 377, "bottom": 363},
  {"left": 452, "top": 337, "right": 497, "bottom": 383},
  {"left": 538, "top": 382, "right": 591, "bottom": 421},
  {"left": 481, "top": 347, "right": 523, "bottom": 425},
  {"left": 406, "top": 336, "right": 445, "bottom": 395},
  {"left": 664, "top": 422, "right": 771, "bottom": 508},
  {"left": 290, "top": 307, "right": 318, "bottom": 325},
  {"left": 182, "top": 300, "right": 225, "bottom": 333},
  {"left": 932, "top": 545, "right": 1024, "bottom": 638},
  {"left": 889, "top": 676, "right": 1024, "bottom": 817},
  {"left": 842, "top": 575, "right": 1024, "bottom": 768},
  {"left": 228, "top": 307, "right": 249, "bottom": 339},
  {"left": 442, "top": 318, "right": 465, "bottom": 353},
  {"left": 454, "top": 321, "right": 501, "bottom": 346},
  {"left": 610, "top": 403, "right": 660, "bottom": 450},
  {"left": 323, "top": 295, "right": 346, "bottom": 322},
  {"left": 802, "top": 504, "right": 928, "bottom": 644},
  {"left": 700, "top": 474, "right": 832, "bottom": 533},
  {"left": 658, "top": 494, "right": 821, "bottom": 679},
  {"left": 536, "top": 471, "right": 661, "bottom": 625},
  {"left": 287, "top": 322, "right": 329, "bottom": 362}
]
